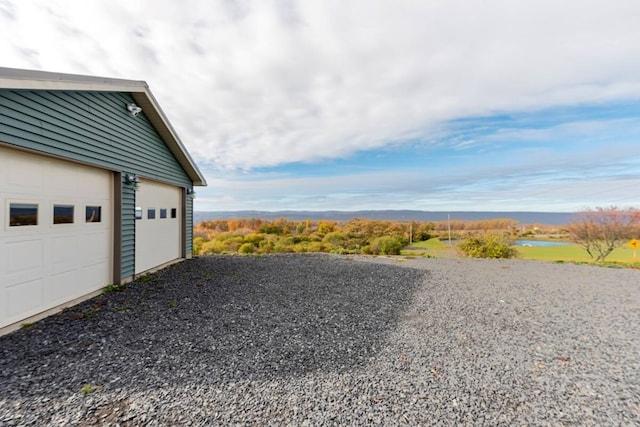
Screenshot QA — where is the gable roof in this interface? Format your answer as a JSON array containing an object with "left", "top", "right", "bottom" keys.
[{"left": 0, "top": 67, "right": 206, "bottom": 186}]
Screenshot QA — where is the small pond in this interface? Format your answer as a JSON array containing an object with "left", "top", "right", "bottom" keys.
[{"left": 516, "top": 240, "right": 570, "bottom": 247}]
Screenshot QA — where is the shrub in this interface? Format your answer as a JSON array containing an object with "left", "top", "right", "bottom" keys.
[
  {"left": 317, "top": 220, "right": 336, "bottom": 235},
  {"left": 193, "top": 237, "right": 206, "bottom": 255},
  {"left": 307, "top": 232, "right": 324, "bottom": 242},
  {"left": 273, "top": 241, "right": 294, "bottom": 253},
  {"left": 259, "top": 224, "right": 283, "bottom": 234},
  {"left": 458, "top": 234, "right": 518, "bottom": 259},
  {"left": 370, "top": 236, "right": 405, "bottom": 255},
  {"left": 200, "top": 239, "right": 228, "bottom": 254},
  {"left": 306, "top": 241, "right": 325, "bottom": 252},
  {"left": 244, "top": 233, "right": 265, "bottom": 245},
  {"left": 238, "top": 243, "right": 255, "bottom": 254},
  {"left": 292, "top": 242, "right": 308, "bottom": 253},
  {"left": 295, "top": 222, "right": 304, "bottom": 234},
  {"left": 222, "top": 235, "right": 245, "bottom": 252},
  {"left": 258, "top": 240, "right": 275, "bottom": 253},
  {"left": 282, "top": 236, "right": 302, "bottom": 245},
  {"left": 323, "top": 231, "right": 346, "bottom": 246}
]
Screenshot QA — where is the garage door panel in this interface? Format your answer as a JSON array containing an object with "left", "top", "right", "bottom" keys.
[
  {"left": 77, "top": 168, "right": 110, "bottom": 198},
  {"left": 1, "top": 146, "right": 113, "bottom": 329},
  {"left": 8, "top": 153, "right": 44, "bottom": 193},
  {"left": 0, "top": 296, "right": 5, "bottom": 327},
  {"left": 79, "top": 231, "right": 110, "bottom": 265},
  {"left": 48, "top": 235, "right": 79, "bottom": 274},
  {"left": 45, "top": 270, "right": 79, "bottom": 304},
  {"left": 6, "top": 239, "right": 43, "bottom": 275},
  {"left": 135, "top": 179, "right": 182, "bottom": 274},
  {"left": 80, "top": 262, "right": 110, "bottom": 291},
  {"left": 0, "top": 153, "right": 7, "bottom": 187},
  {"left": 6, "top": 278, "right": 43, "bottom": 319},
  {"left": 49, "top": 163, "right": 78, "bottom": 195}
]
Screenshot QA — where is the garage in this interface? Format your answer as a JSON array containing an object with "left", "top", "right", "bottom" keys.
[
  {"left": 0, "top": 146, "right": 112, "bottom": 328},
  {"left": 135, "top": 178, "right": 183, "bottom": 274},
  {"left": 0, "top": 67, "right": 206, "bottom": 333}
]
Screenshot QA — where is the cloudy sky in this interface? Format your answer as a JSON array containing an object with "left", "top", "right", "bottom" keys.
[{"left": 2, "top": 0, "right": 640, "bottom": 212}]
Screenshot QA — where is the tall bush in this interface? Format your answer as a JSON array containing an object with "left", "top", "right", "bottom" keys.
[
  {"left": 238, "top": 243, "right": 254, "bottom": 254},
  {"left": 458, "top": 234, "right": 517, "bottom": 259},
  {"left": 370, "top": 236, "right": 405, "bottom": 255}
]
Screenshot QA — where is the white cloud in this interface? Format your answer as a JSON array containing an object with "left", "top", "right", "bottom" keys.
[
  {"left": 197, "top": 142, "right": 640, "bottom": 211},
  {"left": 196, "top": 171, "right": 640, "bottom": 212},
  {"left": 3, "top": 0, "right": 640, "bottom": 212},
  {"left": 2, "top": 0, "right": 640, "bottom": 171}
]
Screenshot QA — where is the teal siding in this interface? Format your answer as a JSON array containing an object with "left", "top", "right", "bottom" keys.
[
  {"left": 186, "top": 194, "right": 193, "bottom": 256},
  {"left": 121, "top": 176, "right": 136, "bottom": 279},
  {"left": 0, "top": 90, "right": 191, "bottom": 186},
  {"left": 0, "top": 89, "right": 195, "bottom": 279}
]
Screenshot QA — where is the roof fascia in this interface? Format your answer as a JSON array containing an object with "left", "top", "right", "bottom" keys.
[{"left": 0, "top": 67, "right": 146, "bottom": 91}]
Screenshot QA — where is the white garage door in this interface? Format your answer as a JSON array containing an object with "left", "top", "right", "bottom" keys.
[
  {"left": 0, "top": 146, "right": 112, "bottom": 328},
  {"left": 135, "top": 178, "right": 182, "bottom": 274}
]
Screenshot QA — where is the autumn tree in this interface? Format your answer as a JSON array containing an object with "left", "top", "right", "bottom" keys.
[
  {"left": 568, "top": 206, "right": 640, "bottom": 262},
  {"left": 317, "top": 220, "right": 336, "bottom": 235}
]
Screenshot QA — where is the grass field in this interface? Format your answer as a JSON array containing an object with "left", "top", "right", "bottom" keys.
[
  {"left": 403, "top": 238, "right": 456, "bottom": 258},
  {"left": 410, "top": 238, "right": 449, "bottom": 250},
  {"left": 405, "top": 238, "right": 640, "bottom": 266},
  {"left": 515, "top": 242, "right": 638, "bottom": 264}
]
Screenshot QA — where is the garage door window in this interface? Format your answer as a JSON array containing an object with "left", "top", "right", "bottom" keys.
[
  {"left": 9, "top": 203, "right": 38, "bottom": 226},
  {"left": 160, "top": 208, "right": 167, "bottom": 219},
  {"left": 86, "top": 206, "right": 102, "bottom": 223},
  {"left": 147, "top": 208, "right": 156, "bottom": 219},
  {"left": 53, "top": 204, "right": 74, "bottom": 224},
  {"left": 171, "top": 208, "right": 177, "bottom": 219},
  {"left": 135, "top": 207, "right": 142, "bottom": 220}
]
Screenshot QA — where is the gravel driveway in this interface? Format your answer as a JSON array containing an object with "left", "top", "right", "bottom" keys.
[{"left": 0, "top": 254, "right": 638, "bottom": 425}]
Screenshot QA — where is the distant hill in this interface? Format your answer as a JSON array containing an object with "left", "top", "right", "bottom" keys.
[{"left": 194, "top": 210, "right": 575, "bottom": 226}]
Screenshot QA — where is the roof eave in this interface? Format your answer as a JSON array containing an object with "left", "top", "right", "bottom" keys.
[
  {"left": 131, "top": 90, "right": 207, "bottom": 186},
  {"left": 0, "top": 67, "right": 147, "bottom": 92},
  {"left": 0, "top": 67, "right": 207, "bottom": 187}
]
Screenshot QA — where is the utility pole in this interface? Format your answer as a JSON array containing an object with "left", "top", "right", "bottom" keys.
[{"left": 409, "top": 223, "right": 413, "bottom": 245}]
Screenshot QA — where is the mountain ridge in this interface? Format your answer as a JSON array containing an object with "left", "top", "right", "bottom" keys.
[{"left": 194, "top": 210, "right": 575, "bottom": 226}]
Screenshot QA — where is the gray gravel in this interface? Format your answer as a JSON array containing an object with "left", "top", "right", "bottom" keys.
[{"left": 0, "top": 253, "right": 638, "bottom": 426}]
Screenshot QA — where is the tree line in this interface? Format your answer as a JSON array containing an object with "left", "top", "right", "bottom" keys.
[
  {"left": 193, "top": 217, "right": 524, "bottom": 256},
  {"left": 193, "top": 207, "right": 640, "bottom": 263}
]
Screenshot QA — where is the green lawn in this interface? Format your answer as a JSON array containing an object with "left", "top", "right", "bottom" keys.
[
  {"left": 410, "top": 237, "right": 449, "bottom": 250},
  {"left": 402, "top": 238, "right": 457, "bottom": 258},
  {"left": 405, "top": 238, "right": 640, "bottom": 266},
  {"left": 516, "top": 242, "right": 638, "bottom": 264}
]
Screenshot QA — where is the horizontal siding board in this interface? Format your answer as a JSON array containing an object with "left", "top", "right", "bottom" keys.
[
  {"left": 0, "top": 123, "right": 182, "bottom": 181},
  {"left": 22, "top": 90, "right": 140, "bottom": 140},
  {"left": 5, "top": 92, "right": 126, "bottom": 147},
  {"left": 0, "top": 127, "right": 190, "bottom": 185},
  {"left": 49, "top": 91, "right": 182, "bottom": 159},
  {"left": 0, "top": 123, "right": 184, "bottom": 181},
  {"left": 186, "top": 195, "right": 193, "bottom": 256},
  {"left": 5, "top": 93, "right": 189, "bottom": 183},
  {"left": 0, "top": 96, "right": 137, "bottom": 163},
  {"left": 1, "top": 90, "right": 191, "bottom": 187},
  {"left": 120, "top": 180, "right": 136, "bottom": 279}
]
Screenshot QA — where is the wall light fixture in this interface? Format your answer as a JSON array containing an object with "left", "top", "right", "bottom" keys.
[
  {"left": 125, "top": 173, "right": 140, "bottom": 190},
  {"left": 126, "top": 103, "right": 142, "bottom": 117}
]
